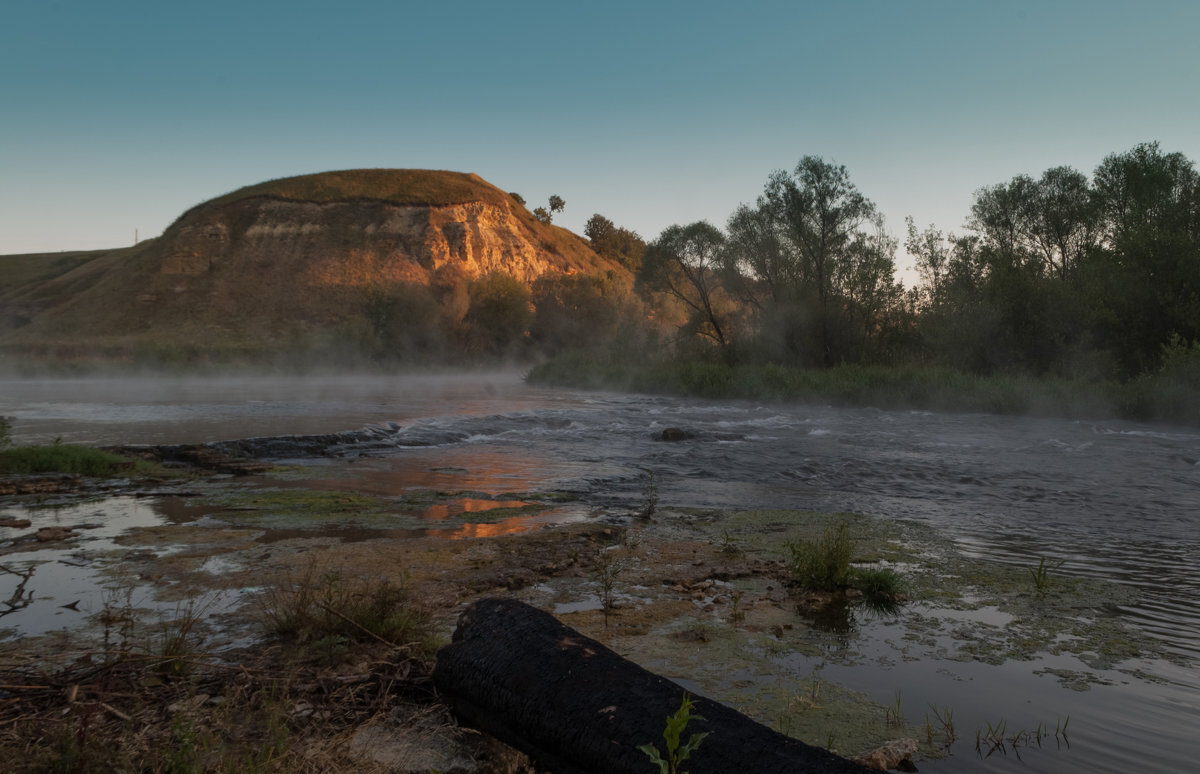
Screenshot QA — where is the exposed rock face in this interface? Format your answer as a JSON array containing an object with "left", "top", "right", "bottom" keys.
[
  {"left": 0, "top": 170, "right": 626, "bottom": 355},
  {"left": 163, "top": 197, "right": 595, "bottom": 288}
]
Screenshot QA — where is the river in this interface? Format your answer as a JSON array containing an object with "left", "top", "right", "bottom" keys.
[{"left": 2, "top": 372, "right": 1198, "bottom": 772}]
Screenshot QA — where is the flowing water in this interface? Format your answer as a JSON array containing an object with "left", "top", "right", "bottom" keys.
[{"left": 2, "top": 373, "right": 1198, "bottom": 772}]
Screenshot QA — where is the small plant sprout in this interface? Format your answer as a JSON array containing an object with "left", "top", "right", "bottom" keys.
[
  {"left": 592, "top": 548, "right": 626, "bottom": 627},
  {"left": 928, "top": 704, "right": 957, "bottom": 745},
  {"left": 1029, "top": 557, "right": 1064, "bottom": 595},
  {"left": 885, "top": 689, "right": 904, "bottom": 727},
  {"left": 639, "top": 693, "right": 710, "bottom": 774},
  {"left": 639, "top": 469, "right": 659, "bottom": 519},
  {"left": 728, "top": 590, "right": 745, "bottom": 628},
  {"left": 718, "top": 529, "right": 742, "bottom": 557}
]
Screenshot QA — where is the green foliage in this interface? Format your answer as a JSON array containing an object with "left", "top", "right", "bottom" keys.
[
  {"left": 638, "top": 693, "right": 710, "bottom": 774},
  {"left": 724, "top": 156, "right": 900, "bottom": 367},
  {"left": 787, "top": 522, "right": 854, "bottom": 591},
  {"left": 0, "top": 416, "right": 11, "bottom": 449},
  {"left": 852, "top": 566, "right": 903, "bottom": 600},
  {"left": 586, "top": 213, "right": 646, "bottom": 270},
  {"left": 530, "top": 273, "right": 640, "bottom": 355},
  {"left": 0, "top": 443, "right": 134, "bottom": 476},
  {"left": 361, "top": 283, "right": 445, "bottom": 361},
  {"left": 462, "top": 271, "right": 534, "bottom": 355},
  {"left": 1028, "top": 557, "right": 1064, "bottom": 595}
]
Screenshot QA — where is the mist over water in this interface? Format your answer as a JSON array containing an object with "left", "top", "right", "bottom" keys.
[{"left": 2, "top": 372, "right": 1198, "bottom": 772}]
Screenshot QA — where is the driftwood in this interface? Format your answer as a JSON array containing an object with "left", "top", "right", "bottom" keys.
[{"left": 434, "top": 598, "right": 871, "bottom": 774}]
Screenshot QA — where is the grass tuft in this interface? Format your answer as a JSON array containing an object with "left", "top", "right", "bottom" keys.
[
  {"left": 787, "top": 522, "right": 855, "bottom": 591},
  {"left": 257, "top": 562, "right": 434, "bottom": 662}
]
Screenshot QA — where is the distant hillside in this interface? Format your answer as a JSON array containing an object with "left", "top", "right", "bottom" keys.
[{"left": 0, "top": 169, "right": 630, "bottom": 367}]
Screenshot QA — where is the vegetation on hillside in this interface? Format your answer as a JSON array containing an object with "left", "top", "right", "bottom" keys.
[{"left": 191, "top": 169, "right": 515, "bottom": 212}]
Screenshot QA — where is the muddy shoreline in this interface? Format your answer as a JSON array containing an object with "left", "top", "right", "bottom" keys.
[{"left": 0, "top": 441, "right": 1174, "bottom": 772}]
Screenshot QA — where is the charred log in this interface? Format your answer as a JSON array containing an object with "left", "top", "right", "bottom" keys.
[{"left": 433, "top": 597, "right": 871, "bottom": 774}]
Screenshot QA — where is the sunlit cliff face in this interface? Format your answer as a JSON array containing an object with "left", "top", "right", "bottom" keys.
[{"left": 161, "top": 199, "right": 589, "bottom": 292}]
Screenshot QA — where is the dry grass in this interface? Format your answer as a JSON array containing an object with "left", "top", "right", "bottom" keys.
[{"left": 192, "top": 169, "right": 515, "bottom": 213}]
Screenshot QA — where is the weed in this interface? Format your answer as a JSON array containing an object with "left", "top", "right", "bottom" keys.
[
  {"left": 927, "top": 704, "right": 957, "bottom": 746},
  {"left": 975, "top": 715, "right": 1070, "bottom": 757},
  {"left": 885, "top": 689, "right": 904, "bottom": 727},
  {"left": 639, "top": 693, "right": 710, "bottom": 774},
  {"left": 639, "top": 470, "right": 659, "bottom": 519},
  {"left": 728, "top": 590, "right": 745, "bottom": 628},
  {"left": 1028, "top": 557, "right": 1064, "bottom": 595},
  {"left": 718, "top": 529, "right": 742, "bottom": 557},
  {"left": 152, "top": 597, "right": 213, "bottom": 678},
  {"left": 257, "top": 561, "right": 433, "bottom": 662},
  {"left": 592, "top": 548, "right": 626, "bottom": 627},
  {"left": 787, "top": 522, "right": 854, "bottom": 591}
]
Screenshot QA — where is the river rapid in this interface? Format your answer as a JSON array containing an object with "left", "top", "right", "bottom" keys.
[{"left": 3, "top": 372, "right": 1198, "bottom": 772}]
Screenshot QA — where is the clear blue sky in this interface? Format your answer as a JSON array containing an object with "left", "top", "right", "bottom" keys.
[{"left": 2, "top": 1, "right": 1197, "bottom": 284}]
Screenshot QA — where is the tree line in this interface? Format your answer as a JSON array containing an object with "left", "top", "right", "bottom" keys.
[
  {"left": 346, "top": 141, "right": 1198, "bottom": 395},
  {"left": 637, "top": 142, "right": 1200, "bottom": 383}
]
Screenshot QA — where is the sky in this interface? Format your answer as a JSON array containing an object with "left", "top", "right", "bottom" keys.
[{"left": 2, "top": 0, "right": 1198, "bottom": 285}]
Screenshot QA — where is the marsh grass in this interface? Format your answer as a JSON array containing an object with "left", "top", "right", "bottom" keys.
[
  {"left": 257, "top": 562, "right": 434, "bottom": 661},
  {"left": 852, "top": 566, "right": 905, "bottom": 603},
  {"left": 1028, "top": 557, "right": 1064, "bottom": 595},
  {"left": 0, "top": 442, "right": 135, "bottom": 476},
  {"left": 787, "top": 523, "right": 854, "bottom": 591}
]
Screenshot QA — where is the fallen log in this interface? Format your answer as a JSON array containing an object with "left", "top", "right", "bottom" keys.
[{"left": 434, "top": 598, "right": 872, "bottom": 774}]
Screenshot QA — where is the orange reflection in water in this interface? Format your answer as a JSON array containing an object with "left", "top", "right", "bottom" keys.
[
  {"left": 422, "top": 499, "right": 530, "bottom": 521},
  {"left": 312, "top": 448, "right": 550, "bottom": 497},
  {"left": 443, "top": 514, "right": 545, "bottom": 540}
]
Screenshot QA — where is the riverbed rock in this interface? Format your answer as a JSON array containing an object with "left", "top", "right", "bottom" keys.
[
  {"left": 658, "top": 427, "right": 695, "bottom": 442},
  {"left": 35, "top": 526, "right": 76, "bottom": 542},
  {"left": 851, "top": 738, "right": 920, "bottom": 771}
]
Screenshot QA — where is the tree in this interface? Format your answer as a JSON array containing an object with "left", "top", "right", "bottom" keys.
[
  {"left": 533, "top": 207, "right": 552, "bottom": 224},
  {"left": 530, "top": 273, "right": 640, "bottom": 354},
  {"left": 905, "top": 217, "right": 949, "bottom": 303},
  {"left": 549, "top": 194, "right": 565, "bottom": 215},
  {"left": 1090, "top": 142, "right": 1200, "bottom": 374},
  {"left": 638, "top": 221, "right": 732, "bottom": 349},
  {"left": 586, "top": 213, "right": 647, "bottom": 271},
  {"left": 462, "top": 271, "right": 534, "bottom": 355},
  {"left": 724, "top": 156, "right": 899, "bottom": 365}
]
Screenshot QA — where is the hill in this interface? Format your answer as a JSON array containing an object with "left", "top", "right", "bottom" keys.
[{"left": 0, "top": 170, "right": 629, "bottom": 367}]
